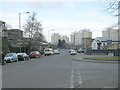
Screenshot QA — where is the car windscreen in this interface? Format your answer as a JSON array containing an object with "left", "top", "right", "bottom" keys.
[{"left": 5, "top": 54, "right": 13, "bottom": 57}]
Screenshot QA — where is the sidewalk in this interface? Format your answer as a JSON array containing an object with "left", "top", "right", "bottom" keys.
[{"left": 72, "top": 53, "right": 119, "bottom": 63}]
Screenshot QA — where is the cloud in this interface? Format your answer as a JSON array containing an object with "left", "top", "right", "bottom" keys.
[{"left": 42, "top": 20, "right": 108, "bottom": 39}]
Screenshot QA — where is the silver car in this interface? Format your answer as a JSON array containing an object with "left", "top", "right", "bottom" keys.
[{"left": 4, "top": 53, "right": 18, "bottom": 63}]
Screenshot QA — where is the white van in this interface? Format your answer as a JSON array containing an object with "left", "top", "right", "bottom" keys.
[{"left": 44, "top": 48, "right": 54, "bottom": 56}]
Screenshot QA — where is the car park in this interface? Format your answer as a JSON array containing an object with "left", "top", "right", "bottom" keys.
[
  {"left": 17, "top": 53, "right": 29, "bottom": 61},
  {"left": 29, "top": 51, "right": 41, "bottom": 58},
  {"left": 4, "top": 53, "right": 18, "bottom": 63}
]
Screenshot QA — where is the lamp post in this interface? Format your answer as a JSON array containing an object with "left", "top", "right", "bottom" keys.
[
  {"left": 19, "top": 12, "right": 29, "bottom": 30},
  {"left": 19, "top": 12, "right": 29, "bottom": 53}
]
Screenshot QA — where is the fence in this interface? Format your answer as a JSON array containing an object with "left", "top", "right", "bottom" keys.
[{"left": 85, "top": 48, "right": 120, "bottom": 56}]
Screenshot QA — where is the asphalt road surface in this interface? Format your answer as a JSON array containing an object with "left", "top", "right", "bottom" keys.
[{"left": 2, "top": 49, "right": 118, "bottom": 88}]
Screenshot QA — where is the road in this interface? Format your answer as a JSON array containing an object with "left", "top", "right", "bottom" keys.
[{"left": 2, "top": 49, "right": 118, "bottom": 88}]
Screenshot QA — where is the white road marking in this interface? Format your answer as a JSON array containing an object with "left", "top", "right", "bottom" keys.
[
  {"left": 70, "top": 66, "right": 74, "bottom": 88},
  {"left": 70, "top": 61, "right": 83, "bottom": 88},
  {"left": 77, "top": 67, "right": 82, "bottom": 84}
]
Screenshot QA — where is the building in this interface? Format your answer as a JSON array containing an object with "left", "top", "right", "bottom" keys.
[
  {"left": 51, "top": 33, "right": 61, "bottom": 45},
  {"left": 7, "top": 29, "right": 23, "bottom": 40},
  {"left": 102, "top": 28, "right": 120, "bottom": 39},
  {"left": 0, "top": 20, "right": 5, "bottom": 31},
  {"left": 61, "top": 35, "right": 69, "bottom": 43},
  {"left": 91, "top": 37, "right": 120, "bottom": 50},
  {"left": 70, "top": 29, "right": 92, "bottom": 46},
  {"left": 70, "top": 32, "right": 75, "bottom": 45},
  {"left": 82, "top": 37, "right": 92, "bottom": 49},
  {"left": 6, "top": 29, "right": 23, "bottom": 48}
]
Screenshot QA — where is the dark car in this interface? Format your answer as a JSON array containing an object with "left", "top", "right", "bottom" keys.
[
  {"left": 29, "top": 51, "right": 41, "bottom": 59},
  {"left": 17, "top": 53, "right": 29, "bottom": 61},
  {"left": 77, "top": 49, "right": 84, "bottom": 53}
]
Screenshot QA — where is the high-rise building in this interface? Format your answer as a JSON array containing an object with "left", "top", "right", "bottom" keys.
[
  {"left": 102, "top": 28, "right": 120, "bottom": 40},
  {"left": 51, "top": 33, "right": 61, "bottom": 45},
  {"left": 70, "top": 33, "right": 75, "bottom": 45},
  {"left": 70, "top": 29, "right": 92, "bottom": 46},
  {"left": 61, "top": 35, "right": 69, "bottom": 43}
]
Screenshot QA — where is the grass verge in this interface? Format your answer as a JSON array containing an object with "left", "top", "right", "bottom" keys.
[{"left": 83, "top": 57, "right": 120, "bottom": 61}]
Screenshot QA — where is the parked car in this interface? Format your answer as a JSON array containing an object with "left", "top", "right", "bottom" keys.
[
  {"left": 77, "top": 48, "right": 84, "bottom": 53},
  {"left": 69, "top": 49, "right": 74, "bottom": 53},
  {"left": 4, "top": 53, "right": 18, "bottom": 63},
  {"left": 50, "top": 48, "right": 54, "bottom": 55},
  {"left": 54, "top": 49, "right": 60, "bottom": 54},
  {"left": 29, "top": 51, "right": 41, "bottom": 58},
  {"left": 17, "top": 53, "right": 29, "bottom": 61},
  {"left": 44, "top": 48, "right": 54, "bottom": 56},
  {"left": 70, "top": 50, "right": 77, "bottom": 55}
]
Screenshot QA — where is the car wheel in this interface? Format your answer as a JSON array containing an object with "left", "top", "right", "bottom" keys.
[
  {"left": 23, "top": 58, "right": 25, "bottom": 61},
  {"left": 2, "top": 60, "right": 6, "bottom": 65},
  {"left": 16, "top": 59, "right": 18, "bottom": 62},
  {"left": 10, "top": 60, "right": 13, "bottom": 63}
]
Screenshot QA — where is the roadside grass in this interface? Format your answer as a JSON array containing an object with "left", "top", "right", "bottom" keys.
[{"left": 83, "top": 57, "right": 120, "bottom": 61}]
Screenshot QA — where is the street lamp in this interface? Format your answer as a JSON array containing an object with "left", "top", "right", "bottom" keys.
[
  {"left": 18, "top": 12, "right": 29, "bottom": 53},
  {"left": 19, "top": 12, "right": 29, "bottom": 30}
]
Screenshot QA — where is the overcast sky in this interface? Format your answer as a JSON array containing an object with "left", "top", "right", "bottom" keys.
[{"left": 0, "top": 1, "right": 117, "bottom": 41}]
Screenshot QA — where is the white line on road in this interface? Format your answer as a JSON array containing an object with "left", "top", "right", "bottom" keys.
[
  {"left": 69, "top": 61, "right": 83, "bottom": 88},
  {"left": 77, "top": 67, "right": 82, "bottom": 85}
]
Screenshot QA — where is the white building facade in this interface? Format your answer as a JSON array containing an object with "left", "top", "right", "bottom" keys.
[
  {"left": 102, "top": 28, "right": 120, "bottom": 40},
  {"left": 51, "top": 33, "right": 61, "bottom": 45},
  {"left": 70, "top": 33, "right": 75, "bottom": 45},
  {"left": 70, "top": 29, "right": 92, "bottom": 46}
]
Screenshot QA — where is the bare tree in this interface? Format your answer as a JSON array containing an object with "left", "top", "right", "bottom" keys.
[
  {"left": 23, "top": 12, "right": 44, "bottom": 52},
  {"left": 105, "top": 0, "right": 119, "bottom": 16},
  {"left": 104, "top": 1, "right": 120, "bottom": 29}
]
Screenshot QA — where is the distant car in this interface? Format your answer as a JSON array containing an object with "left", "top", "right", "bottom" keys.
[
  {"left": 44, "top": 48, "right": 54, "bottom": 56},
  {"left": 70, "top": 50, "right": 77, "bottom": 55},
  {"left": 54, "top": 49, "right": 60, "bottom": 54},
  {"left": 77, "top": 49, "right": 84, "bottom": 53},
  {"left": 17, "top": 53, "right": 29, "bottom": 61},
  {"left": 29, "top": 51, "right": 41, "bottom": 58},
  {"left": 69, "top": 49, "right": 74, "bottom": 53},
  {"left": 50, "top": 49, "right": 54, "bottom": 55},
  {"left": 4, "top": 53, "right": 18, "bottom": 63}
]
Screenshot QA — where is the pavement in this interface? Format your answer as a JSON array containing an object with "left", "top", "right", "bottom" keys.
[{"left": 72, "top": 53, "right": 119, "bottom": 63}]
